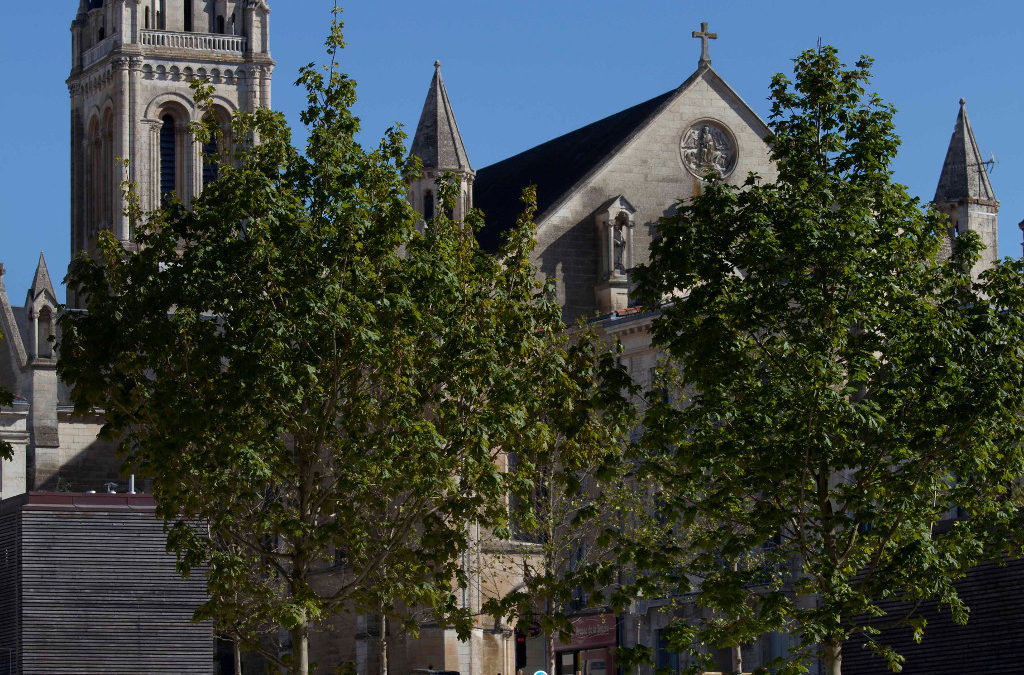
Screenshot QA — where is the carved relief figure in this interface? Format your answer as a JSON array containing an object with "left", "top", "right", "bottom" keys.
[{"left": 681, "top": 122, "right": 735, "bottom": 177}]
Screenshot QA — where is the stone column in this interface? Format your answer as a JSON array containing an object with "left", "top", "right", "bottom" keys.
[{"left": 115, "top": 56, "right": 132, "bottom": 241}]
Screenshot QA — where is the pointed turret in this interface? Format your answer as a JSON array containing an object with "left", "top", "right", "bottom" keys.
[
  {"left": 933, "top": 99, "right": 998, "bottom": 276},
  {"left": 410, "top": 61, "right": 473, "bottom": 174},
  {"left": 26, "top": 253, "right": 58, "bottom": 310},
  {"left": 934, "top": 99, "right": 996, "bottom": 206},
  {"left": 407, "top": 62, "right": 475, "bottom": 223}
]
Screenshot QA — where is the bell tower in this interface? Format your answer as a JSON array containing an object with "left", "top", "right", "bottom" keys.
[
  {"left": 933, "top": 99, "right": 999, "bottom": 278},
  {"left": 408, "top": 61, "right": 474, "bottom": 223},
  {"left": 68, "top": 0, "right": 274, "bottom": 299}
]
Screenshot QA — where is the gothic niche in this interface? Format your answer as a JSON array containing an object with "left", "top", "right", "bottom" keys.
[
  {"left": 594, "top": 196, "right": 636, "bottom": 314},
  {"left": 680, "top": 120, "right": 736, "bottom": 178}
]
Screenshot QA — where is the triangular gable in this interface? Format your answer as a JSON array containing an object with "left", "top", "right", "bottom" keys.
[{"left": 474, "top": 66, "right": 771, "bottom": 252}]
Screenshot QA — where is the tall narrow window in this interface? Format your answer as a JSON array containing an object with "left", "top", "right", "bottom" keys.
[
  {"left": 217, "top": 15, "right": 225, "bottom": 33},
  {"left": 102, "top": 111, "right": 114, "bottom": 225},
  {"left": 37, "top": 308, "right": 54, "bottom": 360},
  {"left": 89, "top": 117, "right": 102, "bottom": 228},
  {"left": 145, "top": 7, "right": 151, "bottom": 29},
  {"left": 160, "top": 114, "right": 177, "bottom": 201},
  {"left": 157, "top": 0, "right": 166, "bottom": 30},
  {"left": 423, "top": 191, "right": 434, "bottom": 222},
  {"left": 184, "top": 0, "right": 193, "bottom": 31}
]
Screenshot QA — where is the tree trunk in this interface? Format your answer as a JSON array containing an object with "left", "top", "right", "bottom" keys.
[
  {"left": 379, "top": 613, "right": 389, "bottom": 675},
  {"left": 824, "top": 641, "right": 842, "bottom": 675},
  {"left": 234, "top": 638, "right": 242, "bottom": 675},
  {"left": 546, "top": 629, "right": 556, "bottom": 675},
  {"left": 292, "top": 626, "right": 310, "bottom": 675},
  {"left": 731, "top": 644, "right": 743, "bottom": 675}
]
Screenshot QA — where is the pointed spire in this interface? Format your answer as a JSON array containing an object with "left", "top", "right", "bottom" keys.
[
  {"left": 27, "top": 253, "right": 58, "bottom": 307},
  {"left": 934, "top": 99, "right": 996, "bottom": 205},
  {"left": 410, "top": 61, "right": 473, "bottom": 174}
]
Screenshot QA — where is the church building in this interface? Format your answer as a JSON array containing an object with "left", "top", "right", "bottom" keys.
[{"left": 0, "top": 3, "right": 1007, "bottom": 675}]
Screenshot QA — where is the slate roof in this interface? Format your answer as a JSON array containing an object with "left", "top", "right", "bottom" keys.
[
  {"left": 933, "top": 99, "right": 996, "bottom": 205},
  {"left": 409, "top": 62, "right": 473, "bottom": 174},
  {"left": 473, "top": 86, "right": 679, "bottom": 252},
  {"left": 844, "top": 556, "right": 1024, "bottom": 674}
]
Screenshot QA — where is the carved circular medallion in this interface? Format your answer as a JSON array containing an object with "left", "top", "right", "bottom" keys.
[{"left": 680, "top": 121, "right": 736, "bottom": 178}]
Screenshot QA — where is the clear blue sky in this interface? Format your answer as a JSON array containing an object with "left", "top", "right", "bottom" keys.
[{"left": 2, "top": 1, "right": 1023, "bottom": 302}]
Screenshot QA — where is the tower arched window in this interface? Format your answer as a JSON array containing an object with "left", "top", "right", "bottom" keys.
[
  {"left": 36, "top": 307, "right": 54, "bottom": 360},
  {"left": 184, "top": 0, "right": 193, "bottom": 32},
  {"left": 202, "top": 108, "right": 231, "bottom": 187},
  {"left": 160, "top": 114, "right": 178, "bottom": 201},
  {"left": 145, "top": 7, "right": 151, "bottom": 29},
  {"left": 101, "top": 110, "right": 115, "bottom": 226},
  {"left": 88, "top": 116, "right": 102, "bottom": 230},
  {"left": 423, "top": 190, "right": 434, "bottom": 222}
]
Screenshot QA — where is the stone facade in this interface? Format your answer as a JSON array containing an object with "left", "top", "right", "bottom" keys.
[
  {"left": 68, "top": 0, "right": 273, "bottom": 304},
  {"left": 0, "top": 6, "right": 1005, "bottom": 675}
]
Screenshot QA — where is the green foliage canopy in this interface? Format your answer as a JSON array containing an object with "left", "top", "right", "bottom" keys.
[
  {"left": 635, "top": 46, "right": 1024, "bottom": 675},
  {"left": 57, "top": 15, "right": 631, "bottom": 674}
]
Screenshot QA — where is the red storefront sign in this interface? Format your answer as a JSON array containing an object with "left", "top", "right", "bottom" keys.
[{"left": 554, "top": 613, "right": 616, "bottom": 651}]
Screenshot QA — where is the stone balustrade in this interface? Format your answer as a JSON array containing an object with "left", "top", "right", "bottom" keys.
[
  {"left": 82, "top": 35, "right": 118, "bottom": 69},
  {"left": 140, "top": 30, "right": 246, "bottom": 53}
]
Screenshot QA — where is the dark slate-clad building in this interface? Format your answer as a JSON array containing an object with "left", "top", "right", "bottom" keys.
[
  {"left": 844, "top": 557, "right": 1024, "bottom": 675},
  {"left": 0, "top": 492, "right": 212, "bottom": 675}
]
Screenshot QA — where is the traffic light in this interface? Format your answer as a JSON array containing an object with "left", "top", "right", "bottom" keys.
[{"left": 515, "top": 629, "right": 527, "bottom": 671}]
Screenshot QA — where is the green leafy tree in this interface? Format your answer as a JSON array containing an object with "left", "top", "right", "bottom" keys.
[
  {"left": 57, "top": 14, "right": 629, "bottom": 675},
  {"left": 482, "top": 322, "right": 638, "bottom": 675},
  {"left": 634, "top": 46, "right": 1024, "bottom": 675}
]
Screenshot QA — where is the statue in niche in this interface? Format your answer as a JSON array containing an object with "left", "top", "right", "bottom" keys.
[
  {"left": 681, "top": 122, "right": 734, "bottom": 177},
  {"left": 612, "top": 210, "right": 629, "bottom": 275}
]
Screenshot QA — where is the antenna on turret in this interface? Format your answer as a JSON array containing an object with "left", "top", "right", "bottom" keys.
[{"left": 982, "top": 151, "right": 998, "bottom": 175}]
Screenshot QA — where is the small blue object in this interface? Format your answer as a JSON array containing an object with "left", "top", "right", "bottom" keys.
[{"left": 534, "top": 671, "right": 548, "bottom": 675}]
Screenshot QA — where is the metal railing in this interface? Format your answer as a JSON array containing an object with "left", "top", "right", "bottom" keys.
[
  {"left": 82, "top": 35, "right": 118, "bottom": 69},
  {"left": 140, "top": 30, "right": 246, "bottom": 53}
]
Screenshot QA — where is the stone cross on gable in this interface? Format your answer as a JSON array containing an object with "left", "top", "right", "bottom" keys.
[{"left": 692, "top": 21, "right": 717, "bottom": 67}]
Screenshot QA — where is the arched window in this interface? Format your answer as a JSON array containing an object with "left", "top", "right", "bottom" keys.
[
  {"left": 101, "top": 110, "right": 114, "bottom": 225},
  {"left": 423, "top": 190, "right": 434, "bottom": 222},
  {"left": 36, "top": 308, "right": 54, "bottom": 360},
  {"left": 202, "top": 108, "right": 231, "bottom": 188},
  {"left": 184, "top": 0, "right": 193, "bottom": 31},
  {"left": 88, "top": 116, "right": 102, "bottom": 229},
  {"left": 145, "top": 7, "right": 151, "bottom": 29},
  {"left": 160, "top": 114, "right": 178, "bottom": 201},
  {"left": 98, "top": 25, "right": 105, "bottom": 41}
]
